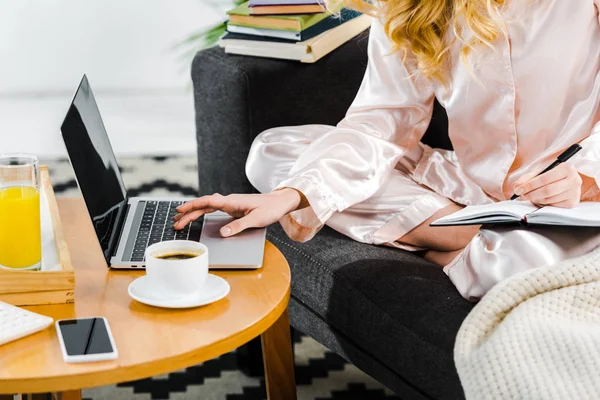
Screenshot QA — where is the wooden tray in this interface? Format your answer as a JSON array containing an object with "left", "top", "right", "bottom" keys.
[{"left": 0, "top": 166, "right": 75, "bottom": 306}]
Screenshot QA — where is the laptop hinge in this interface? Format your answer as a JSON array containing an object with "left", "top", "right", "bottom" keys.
[{"left": 108, "top": 200, "right": 130, "bottom": 260}]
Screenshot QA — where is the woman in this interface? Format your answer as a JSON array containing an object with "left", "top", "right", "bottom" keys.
[{"left": 175, "top": 0, "right": 600, "bottom": 301}]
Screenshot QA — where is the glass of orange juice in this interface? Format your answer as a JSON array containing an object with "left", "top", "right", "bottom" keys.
[{"left": 0, "top": 154, "right": 41, "bottom": 270}]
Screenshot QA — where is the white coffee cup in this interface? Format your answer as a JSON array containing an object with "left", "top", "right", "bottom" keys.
[{"left": 144, "top": 240, "right": 209, "bottom": 300}]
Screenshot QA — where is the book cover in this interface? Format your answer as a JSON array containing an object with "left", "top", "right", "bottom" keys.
[
  {"left": 223, "top": 32, "right": 299, "bottom": 43},
  {"left": 249, "top": 0, "right": 323, "bottom": 5},
  {"left": 227, "top": 1, "right": 331, "bottom": 31},
  {"left": 250, "top": 4, "right": 326, "bottom": 15},
  {"left": 226, "top": 9, "right": 362, "bottom": 42}
]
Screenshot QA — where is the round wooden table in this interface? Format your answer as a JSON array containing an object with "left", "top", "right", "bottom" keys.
[{"left": 0, "top": 198, "right": 296, "bottom": 400}]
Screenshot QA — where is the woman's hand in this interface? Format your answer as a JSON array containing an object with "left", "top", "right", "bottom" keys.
[
  {"left": 173, "top": 188, "right": 303, "bottom": 237},
  {"left": 513, "top": 163, "right": 583, "bottom": 207}
]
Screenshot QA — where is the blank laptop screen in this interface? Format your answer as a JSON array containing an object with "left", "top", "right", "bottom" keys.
[{"left": 60, "top": 75, "right": 128, "bottom": 262}]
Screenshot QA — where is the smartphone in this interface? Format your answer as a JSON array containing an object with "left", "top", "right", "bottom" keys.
[{"left": 55, "top": 317, "right": 118, "bottom": 363}]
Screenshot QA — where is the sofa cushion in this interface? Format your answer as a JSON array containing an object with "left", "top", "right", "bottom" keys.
[{"left": 267, "top": 223, "right": 474, "bottom": 400}]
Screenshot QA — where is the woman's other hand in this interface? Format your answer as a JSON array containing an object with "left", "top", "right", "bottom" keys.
[
  {"left": 173, "top": 188, "right": 304, "bottom": 236},
  {"left": 513, "top": 163, "right": 583, "bottom": 207}
]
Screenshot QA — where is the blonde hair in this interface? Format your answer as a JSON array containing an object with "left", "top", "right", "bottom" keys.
[{"left": 334, "top": 0, "right": 506, "bottom": 82}]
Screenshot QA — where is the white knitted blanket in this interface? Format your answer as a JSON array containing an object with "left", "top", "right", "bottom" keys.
[{"left": 454, "top": 246, "right": 600, "bottom": 400}]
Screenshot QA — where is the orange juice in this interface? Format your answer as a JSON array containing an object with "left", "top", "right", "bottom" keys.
[{"left": 0, "top": 186, "right": 41, "bottom": 269}]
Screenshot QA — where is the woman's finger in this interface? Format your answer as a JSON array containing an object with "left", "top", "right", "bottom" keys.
[
  {"left": 176, "top": 194, "right": 225, "bottom": 214},
  {"left": 515, "top": 164, "right": 575, "bottom": 196},
  {"left": 513, "top": 172, "right": 536, "bottom": 189},
  {"left": 522, "top": 178, "right": 571, "bottom": 202},
  {"left": 173, "top": 208, "right": 216, "bottom": 229},
  {"left": 515, "top": 166, "right": 568, "bottom": 196},
  {"left": 220, "top": 210, "right": 263, "bottom": 237},
  {"left": 173, "top": 208, "right": 215, "bottom": 222},
  {"left": 533, "top": 189, "right": 574, "bottom": 206}
]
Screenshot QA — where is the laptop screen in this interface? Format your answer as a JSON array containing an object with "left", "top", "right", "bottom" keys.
[{"left": 61, "top": 75, "right": 128, "bottom": 263}]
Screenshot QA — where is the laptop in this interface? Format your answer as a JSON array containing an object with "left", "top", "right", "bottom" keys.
[{"left": 60, "top": 75, "right": 266, "bottom": 269}]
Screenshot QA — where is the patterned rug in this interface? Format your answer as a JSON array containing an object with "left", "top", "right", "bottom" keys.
[{"left": 44, "top": 156, "right": 400, "bottom": 400}]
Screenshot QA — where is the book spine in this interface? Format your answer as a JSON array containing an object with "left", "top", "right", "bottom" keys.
[
  {"left": 228, "top": 16, "right": 301, "bottom": 31},
  {"left": 249, "top": 0, "right": 322, "bottom": 5},
  {"left": 220, "top": 37, "right": 298, "bottom": 51},
  {"left": 250, "top": 5, "right": 325, "bottom": 16},
  {"left": 227, "top": 25, "right": 301, "bottom": 40}
]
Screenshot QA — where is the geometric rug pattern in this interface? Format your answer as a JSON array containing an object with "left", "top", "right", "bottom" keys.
[{"left": 43, "top": 156, "right": 400, "bottom": 400}]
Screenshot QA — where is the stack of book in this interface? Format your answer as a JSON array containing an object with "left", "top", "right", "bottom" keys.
[{"left": 220, "top": 1, "right": 371, "bottom": 63}]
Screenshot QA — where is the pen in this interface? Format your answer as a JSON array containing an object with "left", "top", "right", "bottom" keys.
[{"left": 510, "top": 143, "right": 583, "bottom": 200}]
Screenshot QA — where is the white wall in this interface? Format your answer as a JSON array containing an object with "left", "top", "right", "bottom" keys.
[{"left": 0, "top": 0, "right": 229, "bottom": 158}]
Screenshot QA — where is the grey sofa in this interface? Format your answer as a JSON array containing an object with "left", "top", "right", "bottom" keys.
[{"left": 192, "top": 33, "right": 474, "bottom": 400}]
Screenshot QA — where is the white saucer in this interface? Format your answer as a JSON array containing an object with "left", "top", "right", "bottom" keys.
[{"left": 128, "top": 274, "right": 230, "bottom": 309}]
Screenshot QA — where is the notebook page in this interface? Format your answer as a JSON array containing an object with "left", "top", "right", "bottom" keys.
[
  {"left": 433, "top": 201, "right": 539, "bottom": 225},
  {"left": 528, "top": 202, "right": 600, "bottom": 226}
]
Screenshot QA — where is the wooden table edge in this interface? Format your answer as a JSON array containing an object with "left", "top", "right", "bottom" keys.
[{"left": 1, "top": 288, "right": 290, "bottom": 394}]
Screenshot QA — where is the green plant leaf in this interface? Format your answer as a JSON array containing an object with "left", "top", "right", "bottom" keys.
[{"left": 173, "top": 0, "right": 243, "bottom": 66}]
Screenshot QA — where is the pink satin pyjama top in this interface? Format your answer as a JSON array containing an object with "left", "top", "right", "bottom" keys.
[{"left": 245, "top": 0, "right": 600, "bottom": 300}]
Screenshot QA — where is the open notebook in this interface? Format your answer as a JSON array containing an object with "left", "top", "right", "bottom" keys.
[{"left": 431, "top": 201, "right": 600, "bottom": 227}]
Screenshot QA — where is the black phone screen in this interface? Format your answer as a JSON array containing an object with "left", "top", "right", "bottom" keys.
[{"left": 58, "top": 317, "right": 114, "bottom": 356}]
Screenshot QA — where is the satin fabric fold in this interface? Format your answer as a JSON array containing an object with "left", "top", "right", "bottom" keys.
[{"left": 445, "top": 226, "right": 600, "bottom": 302}]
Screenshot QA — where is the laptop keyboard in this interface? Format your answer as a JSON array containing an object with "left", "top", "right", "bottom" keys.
[{"left": 130, "top": 201, "right": 199, "bottom": 262}]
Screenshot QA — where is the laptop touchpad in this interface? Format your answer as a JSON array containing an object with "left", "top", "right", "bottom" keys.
[{"left": 199, "top": 212, "right": 266, "bottom": 269}]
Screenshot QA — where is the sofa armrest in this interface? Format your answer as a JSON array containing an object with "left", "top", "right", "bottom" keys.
[{"left": 192, "top": 33, "right": 370, "bottom": 196}]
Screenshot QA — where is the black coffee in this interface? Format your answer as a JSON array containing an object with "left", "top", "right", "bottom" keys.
[{"left": 155, "top": 251, "right": 201, "bottom": 260}]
